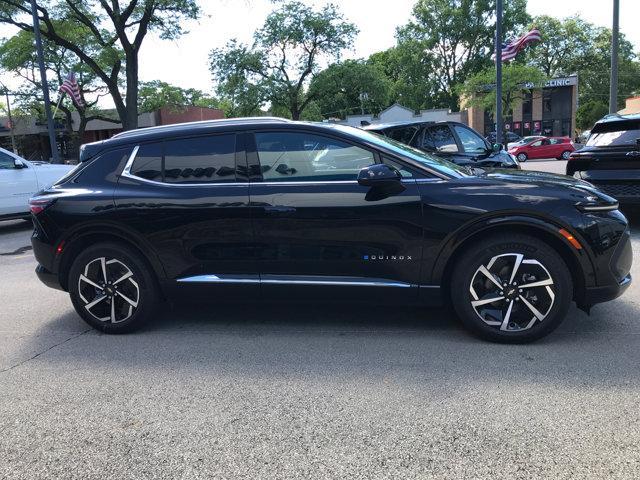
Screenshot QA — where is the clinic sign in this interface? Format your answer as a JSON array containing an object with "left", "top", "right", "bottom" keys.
[{"left": 523, "top": 76, "right": 577, "bottom": 89}]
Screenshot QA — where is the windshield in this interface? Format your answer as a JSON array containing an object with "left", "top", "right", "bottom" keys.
[
  {"left": 515, "top": 136, "right": 542, "bottom": 145},
  {"left": 587, "top": 120, "right": 640, "bottom": 147},
  {"left": 332, "top": 125, "right": 468, "bottom": 178}
]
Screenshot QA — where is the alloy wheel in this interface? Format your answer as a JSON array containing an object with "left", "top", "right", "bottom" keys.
[
  {"left": 517, "top": 153, "right": 527, "bottom": 162},
  {"left": 562, "top": 151, "right": 571, "bottom": 160},
  {"left": 469, "top": 253, "right": 555, "bottom": 332},
  {"left": 77, "top": 257, "right": 140, "bottom": 323}
]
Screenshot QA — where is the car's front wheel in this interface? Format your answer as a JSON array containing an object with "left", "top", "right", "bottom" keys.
[
  {"left": 517, "top": 152, "right": 528, "bottom": 162},
  {"left": 69, "top": 242, "right": 159, "bottom": 333},
  {"left": 450, "top": 234, "right": 572, "bottom": 343}
]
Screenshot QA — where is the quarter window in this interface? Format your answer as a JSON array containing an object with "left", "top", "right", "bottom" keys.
[
  {"left": 164, "top": 135, "right": 236, "bottom": 184},
  {"left": 255, "top": 132, "right": 375, "bottom": 182}
]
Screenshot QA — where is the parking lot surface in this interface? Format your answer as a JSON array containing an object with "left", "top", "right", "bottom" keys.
[{"left": 1, "top": 179, "right": 639, "bottom": 478}]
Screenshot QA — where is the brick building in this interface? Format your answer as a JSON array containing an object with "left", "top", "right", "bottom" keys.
[{"left": 466, "top": 75, "right": 578, "bottom": 138}]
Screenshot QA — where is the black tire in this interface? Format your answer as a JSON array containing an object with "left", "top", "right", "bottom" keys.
[
  {"left": 450, "top": 234, "right": 572, "bottom": 343},
  {"left": 561, "top": 150, "right": 571, "bottom": 160},
  {"left": 516, "top": 152, "right": 527, "bottom": 162},
  {"left": 68, "top": 242, "right": 159, "bottom": 333}
]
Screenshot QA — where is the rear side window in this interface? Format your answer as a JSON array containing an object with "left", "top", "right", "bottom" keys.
[
  {"left": 255, "top": 131, "right": 374, "bottom": 182},
  {"left": 131, "top": 143, "right": 162, "bottom": 181},
  {"left": 128, "top": 134, "right": 237, "bottom": 183},
  {"left": 386, "top": 126, "right": 419, "bottom": 145},
  {"left": 164, "top": 135, "right": 236, "bottom": 184},
  {"left": 453, "top": 125, "right": 487, "bottom": 153}
]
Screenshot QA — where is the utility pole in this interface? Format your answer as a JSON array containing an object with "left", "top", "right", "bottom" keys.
[
  {"left": 0, "top": 82, "right": 18, "bottom": 154},
  {"left": 30, "top": 0, "right": 60, "bottom": 163},
  {"left": 495, "top": 0, "right": 503, "bottom": 146},
  {"left": 608, "top": 0, "right": 619, "bottom": 114}
]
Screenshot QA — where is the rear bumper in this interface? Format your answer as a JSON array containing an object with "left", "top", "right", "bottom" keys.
[
  {"left": 35, "top": 264, "right": 65, "bottom": 291},
  {"left": 571, "top": 169, "right": 640, "bottom": 204}
]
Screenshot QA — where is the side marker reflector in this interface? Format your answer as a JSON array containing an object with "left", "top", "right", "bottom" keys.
[{"left": 559, "top": 229, "right": 582, "bottom": 250}]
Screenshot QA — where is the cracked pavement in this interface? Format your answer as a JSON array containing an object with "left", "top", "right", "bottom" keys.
[{"left": 1, "top": 208, "right": 640, "bottom": 479}]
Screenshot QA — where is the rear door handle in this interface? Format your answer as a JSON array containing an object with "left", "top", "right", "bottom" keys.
[{"left": 264, "top": 206, "right": 297, "bottom": 216}]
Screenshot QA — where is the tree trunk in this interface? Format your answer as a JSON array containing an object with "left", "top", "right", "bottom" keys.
[{"left": 123, "top": 55, "right": 140, "bottom": 130}]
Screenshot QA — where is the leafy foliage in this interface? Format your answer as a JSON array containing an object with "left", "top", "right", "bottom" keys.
[
  {"left": 0, "top": 0, "right": 201, "bottom": 129},
  {"left": 138, "top": 80, "right": 219, "bottom": 113},
  {"left": 396, "top": 0, "right": 530, "bottom": 110},
  {"left": 308, "top": 60, "right": 391, "bottom": 118},
  {"left": 210, "top": 1, "right": 357, "bottom": 120}
]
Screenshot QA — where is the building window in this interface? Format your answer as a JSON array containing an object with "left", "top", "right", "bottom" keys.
[{"left": 522, "top": 91, "right": 533, "bottom": 118}]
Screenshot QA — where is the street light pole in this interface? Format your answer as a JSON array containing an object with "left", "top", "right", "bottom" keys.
[
  {"left": 30, "top": 0, "right": 60, "bottom": 163},
  {"left": 609, "top": 0, "right": 619, "bottom": 114},
  {"left": 495, "top": 0, "right": 503, "bottom": 146}
]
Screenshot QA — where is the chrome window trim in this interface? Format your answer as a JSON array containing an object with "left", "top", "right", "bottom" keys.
[
  {"left": 253, "top": 180, "right": 360, "bottom": 186},
  {"left": 120, "top": 144, "right": 248, "bottom": 187}
]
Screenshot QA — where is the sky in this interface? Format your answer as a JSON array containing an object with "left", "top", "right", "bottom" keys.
[{"left": 0, "top": 0, "right": 638, "bottom": 99}]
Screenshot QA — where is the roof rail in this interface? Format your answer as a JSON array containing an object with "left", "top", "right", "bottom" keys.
[{"left": 112, "top": 116, "right": 292, "bottom": 139}]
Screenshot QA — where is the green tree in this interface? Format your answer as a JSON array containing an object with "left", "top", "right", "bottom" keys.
[
  {"left": 460, "top": 64, "right": 547, "bottom": 120},
  {"left": 0, "top": 0, "right": 201, "bottom": 130},
  {"left": 576, "top": 100, "right": 608, "bottom": 131},
  {"left": 0, "top": 26, "right": 120, "bottom": 158},
  {"left": 523, "top": 15, "right": 593, "bottom": 77},
  {"left": 138, "top": 80, "right": 219, "bottom": 113},
  {"left": 368, "top": 41, "right": 437, "bottom": 112},
  {"left": 308, "top": 60, "right": 391, "bottom": 119},
  {"left": 397, "top": 0, "right": 530, "bottom": 111},
  {"left": 210, "top": 1, "right": 358, "bottom": 120}
]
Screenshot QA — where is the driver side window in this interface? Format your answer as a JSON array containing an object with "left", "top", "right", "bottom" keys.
[{"left": 255, "top": 132, "right": 375, "bottom": 182}]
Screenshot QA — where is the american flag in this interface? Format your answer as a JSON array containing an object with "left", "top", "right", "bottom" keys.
[
  {"left": 496, "top": 28, "right": 541, "bottom": 62},
  {"left": 59, "top": 72, "right": 84, "bottom": 107}
]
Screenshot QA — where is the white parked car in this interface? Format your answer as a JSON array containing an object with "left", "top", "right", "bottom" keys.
[{"left": 0, "top": 147, "right": 74, "bottom": 220}]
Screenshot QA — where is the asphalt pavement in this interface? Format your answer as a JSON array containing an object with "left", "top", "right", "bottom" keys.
[{"left": 1, "top": 165, "right": 640, "bottom": 478}]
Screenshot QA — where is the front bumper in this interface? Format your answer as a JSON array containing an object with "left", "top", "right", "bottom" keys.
[
  {"left": 582, "top": 273, "right": 631, "bottom": 305},
  {"left": 35, "top": 264, "right": 65, "bottom": 291}
]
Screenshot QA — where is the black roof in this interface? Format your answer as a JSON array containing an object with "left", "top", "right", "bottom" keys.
[
  {"left": 595, "top": 113, "right": 640, "bottom": 125},
  {"left": 80, "top": 117, "right": 294, "bottom": 161}
]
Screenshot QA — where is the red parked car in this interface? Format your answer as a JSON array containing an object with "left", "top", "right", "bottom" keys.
[{"left": 508, "top": 136, "right": 575, "bottom": 162}]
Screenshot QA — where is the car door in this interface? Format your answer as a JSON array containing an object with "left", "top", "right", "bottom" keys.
[
  {"left": 527, "top": 139, "right": 550, "bottom": 159},
  {"left": 115, "top": 132, "right": 257, "bottom": 297},
  {"left": 0, "top": 151, "right": 37, "bottom": 216},
  {"left": 247, "top": 129, "right": 424, "bottom": 302}
]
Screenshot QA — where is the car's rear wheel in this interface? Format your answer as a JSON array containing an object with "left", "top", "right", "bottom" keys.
[
  {"left": 69, "top": 242, "right": 159, "bottom": 333},
  {"left": 517, "top": 152, "right": 527, "bottom": 162},
  {"left": 561, "top": 150, "right": 572, "bottom": 160},
  {"left": 450, "top": 234, "right": 572, "bottom": 343}
]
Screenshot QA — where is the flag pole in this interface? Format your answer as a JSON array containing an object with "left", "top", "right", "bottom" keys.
[{"left": 495, "top": 0, "right": 503, "bottom": 147}]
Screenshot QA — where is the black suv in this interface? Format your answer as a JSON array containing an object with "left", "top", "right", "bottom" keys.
[
  {"left": 567, "top": 114, "right": 640, "bottom": 205},
  {"left": 31, "top": 118, "right": 632, "bottom": 343},
  {"left": 363, "top": 121, "right": 520, "bottom": 169}
]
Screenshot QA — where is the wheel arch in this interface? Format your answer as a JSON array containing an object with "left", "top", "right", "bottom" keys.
[
  {"left": 433, "top": 217, "right": 595, "bottom": 304},
  {"left": 56, "top": 225, "right": 167, "bottom": 293}
]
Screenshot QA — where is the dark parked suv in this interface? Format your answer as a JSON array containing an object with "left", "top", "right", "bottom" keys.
[
  {"left": 567, "top": 114, "right": 640, "bottom": 205},
  {"left": 31, "top": 118, "right": 632, "bottom": 343},
  {"left": 364, "top": 120, "right": 520, "bottom": 169}
]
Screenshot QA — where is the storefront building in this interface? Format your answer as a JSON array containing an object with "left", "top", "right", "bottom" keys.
[{"left": 467, "top": 75, "right": 578, "bottom": 138}]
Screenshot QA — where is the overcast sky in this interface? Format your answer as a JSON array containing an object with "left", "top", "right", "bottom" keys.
[{"left": 0, "top": 0, "right": 638, "bottom": 97}]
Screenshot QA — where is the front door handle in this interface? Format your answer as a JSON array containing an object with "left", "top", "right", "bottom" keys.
[{"left": 264, "top": 206, "right": 297, "bottom": 216}]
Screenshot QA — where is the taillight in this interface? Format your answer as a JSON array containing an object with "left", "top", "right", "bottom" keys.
[{"left": 29, "top": 197, "right": 54, "bottom": 215}]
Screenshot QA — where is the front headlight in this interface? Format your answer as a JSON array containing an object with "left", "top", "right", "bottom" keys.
[{"left": 574, "top": 192, "right": 619, "bottom": 212}]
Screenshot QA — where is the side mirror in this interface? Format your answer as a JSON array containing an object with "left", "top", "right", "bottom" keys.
[
  {"left": 492, "top": 143, "right": 502, "bottom": 153},
  {"left": 357, "top": 164, "right": 401, "bottom": 187},
  {"left": 14, "top": 158, "right": 25, "bottom": 169}
]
